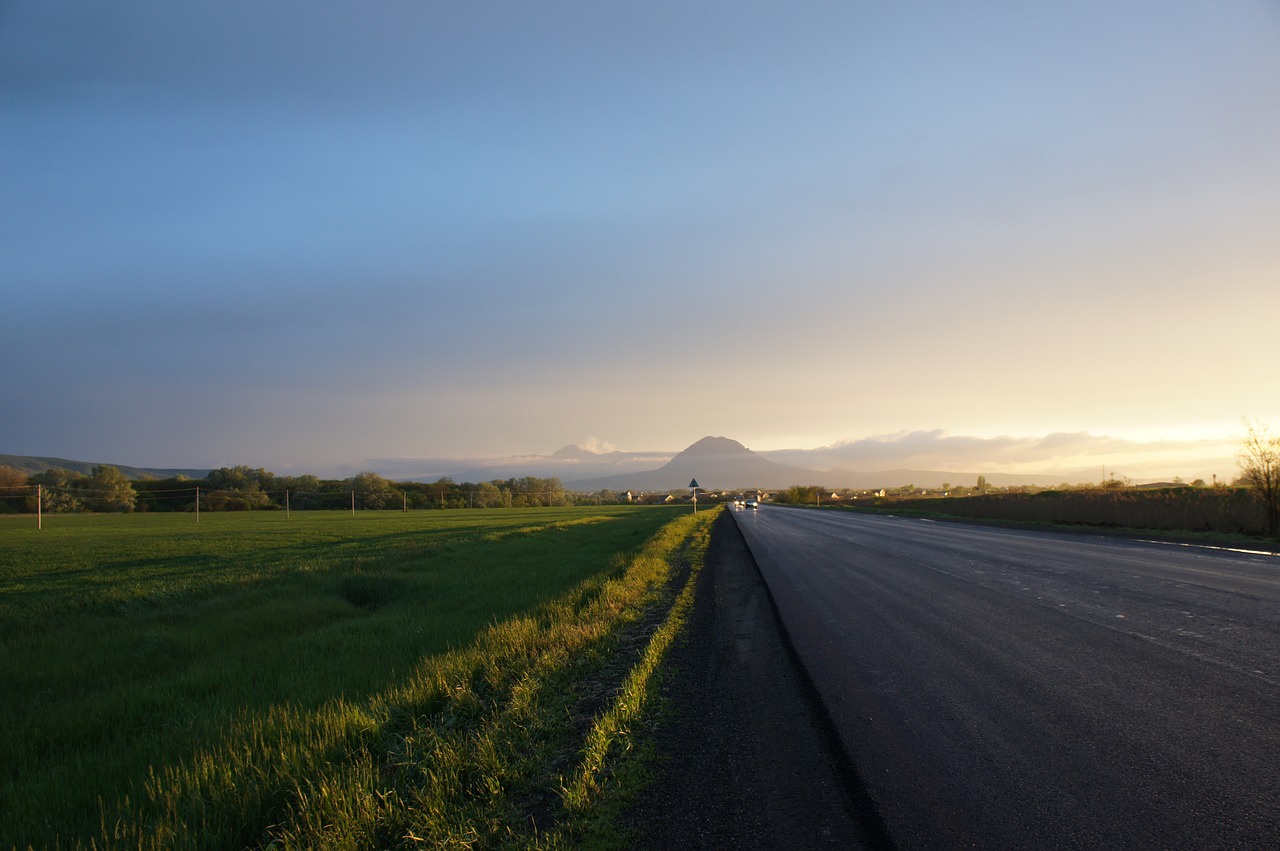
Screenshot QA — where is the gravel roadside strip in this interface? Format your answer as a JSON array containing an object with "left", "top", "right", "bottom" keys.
[{"left": 626, "top": 509, "right": 892, "bottom": 850}]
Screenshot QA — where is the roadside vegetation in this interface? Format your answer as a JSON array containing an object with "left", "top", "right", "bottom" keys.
[
  {"left": 0, "top": 506, "right": 717, "bottom": 849},
  {"left": 1236, "top": 417, "right": 1280, "bottom": 537},
  {"left": 833, "top": 486, "right": 1277, "bottom": 544}
]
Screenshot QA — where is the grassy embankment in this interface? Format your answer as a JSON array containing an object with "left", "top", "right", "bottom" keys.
[
  {"left": 0, "top": 505, "right": 717, "bottom": 849},
  {"left": 833, "top": 487, "right": 1276, "bottom": 547}
]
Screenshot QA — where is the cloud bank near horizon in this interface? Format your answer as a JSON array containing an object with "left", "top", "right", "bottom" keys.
[
  {"left": 347, "top": 429, "right": 1239, "bottom": 485},
  {"left": 763, "top": 430, "right": 1237, "bottom": 482}
]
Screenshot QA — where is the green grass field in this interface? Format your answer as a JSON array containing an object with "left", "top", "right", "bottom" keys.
[{"left": 0, "top": 506, "right": 705, "bottom": 849}]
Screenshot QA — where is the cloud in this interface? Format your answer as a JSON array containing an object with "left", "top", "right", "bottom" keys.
[
  {"left": 761, "top": 430, "right": 1236, "bottom": 482},
  {"left": 811, "top": 431, "right": 1030, "bottom": 463},
  {"left": 578, "top": 436, "right": 621, "bottom": 454}
]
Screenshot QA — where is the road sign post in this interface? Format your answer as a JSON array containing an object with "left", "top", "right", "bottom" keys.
[{"left": 689, "top": 478, "right": 699, "bottom": 514}]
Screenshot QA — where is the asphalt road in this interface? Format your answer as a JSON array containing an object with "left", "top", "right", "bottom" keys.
[{"left": 731, "top": 505, "right": 1280, "bottom": 850}]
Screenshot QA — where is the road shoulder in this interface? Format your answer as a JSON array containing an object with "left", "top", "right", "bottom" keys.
[{"left": 625, "top": 509, "right": 887, "bottom": 849}]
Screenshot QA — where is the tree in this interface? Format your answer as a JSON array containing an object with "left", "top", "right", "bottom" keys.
[
  {"left": 776, "top": 485, "right": 820, "bottom": 505},
  {"left": 0, "top": 464, "right": 27, "bottom": 489},
  {"left": 350, "top": 471, "right": 396, "bottom": 510},
  {"left": 30, "top": 468, "right": 85, "bottom": 512},
  {"left": 1237, "top": 418, "right": 1280, "bottom": 537},
  {"left": 0, "top": 465, "right": 32, "bottom": 514},
  {"left": 206, "top": 465, "right": 275, "bottom": 492},
  {"left": 472, "top": 481, "right": 507, "bottom": 508},
  {"left": 514, "top": 476, "right": 543, "bottom": 506},
  {"left": 198, "top": 466, "right": 277, "bottom": 510},
  {"left": 88, "top": 465, "right": 137, "bottom": 513}
]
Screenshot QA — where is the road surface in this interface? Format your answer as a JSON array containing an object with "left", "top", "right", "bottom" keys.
[{"left": 732, "top": 505, "right": 1280, "bottom": 849}]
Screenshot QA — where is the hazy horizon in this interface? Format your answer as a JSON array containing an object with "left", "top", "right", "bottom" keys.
[
  {"left": 3, "top": 427, "right": 1242, "bottom": 490},
  {"left": 4, "top": 3, "right": 1277, "bottom": 476}
]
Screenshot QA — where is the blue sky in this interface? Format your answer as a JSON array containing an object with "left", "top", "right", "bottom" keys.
[{"left": 3, "top": 1, "right": 1278, "bottom": 477}]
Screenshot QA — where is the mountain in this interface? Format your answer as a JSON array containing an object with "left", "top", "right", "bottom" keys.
[
  {"left": 566, "top": 436, "right": 822, "bottom": 491},
  {"left": 0, "top": 454, "right": 209, "bottom": 480}
]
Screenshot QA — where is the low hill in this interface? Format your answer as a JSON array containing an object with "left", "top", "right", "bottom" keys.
[{"left": 0, "top": 454, "right": 210, "bottom": 481}]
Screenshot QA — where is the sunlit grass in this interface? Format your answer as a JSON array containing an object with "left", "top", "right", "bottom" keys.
[
  {"left": 551, "top": 507, "right": 714, "bottom": 846},
  {"left": 0, "top": 507, "right": 701, "bottom": 849}
]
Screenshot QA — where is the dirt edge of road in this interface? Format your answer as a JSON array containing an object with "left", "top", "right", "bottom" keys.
[{"left": 626, "top": 509, "right": 894, "bottom": 850}]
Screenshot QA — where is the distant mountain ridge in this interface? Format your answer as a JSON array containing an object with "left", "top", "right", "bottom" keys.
[
  {"left": 419, "top": 435, "right": 1050, "bottom": 491},
  {"left": 0, "top": 454, "right": 209, "bottom": 481},
  {"left": 563, "top": 436, "right": 1068, "bottom": 491},
  {"left": 0, "top": 443, "right": 1051, "bottom": 491},
  {"left": 9, "top": 430, "right": 1221, "bottom": 489}
]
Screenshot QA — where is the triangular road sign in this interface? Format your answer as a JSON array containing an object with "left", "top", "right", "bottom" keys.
[{"left": 689, "top": 479, "right": 700, "bottom": 489}]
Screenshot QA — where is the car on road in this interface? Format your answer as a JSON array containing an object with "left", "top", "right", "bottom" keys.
[{"left": 745, "top": 498, "right": 759, "bottom": 509}]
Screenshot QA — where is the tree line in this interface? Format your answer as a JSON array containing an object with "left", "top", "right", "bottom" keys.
[{"left": 0, "top": 464, "right": 633, "bottom": 514}]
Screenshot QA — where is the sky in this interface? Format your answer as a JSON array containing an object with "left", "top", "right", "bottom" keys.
[{"left": 3, "top": 1, "right": 1278, "bottom": 479}]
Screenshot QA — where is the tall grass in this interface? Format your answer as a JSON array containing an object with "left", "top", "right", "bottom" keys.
[
  {"left": 554, "top": 505, "right": 714, "bottom": 836},
  {"left": 0, "top": 507, "right": 697, "bottom": 849}
]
